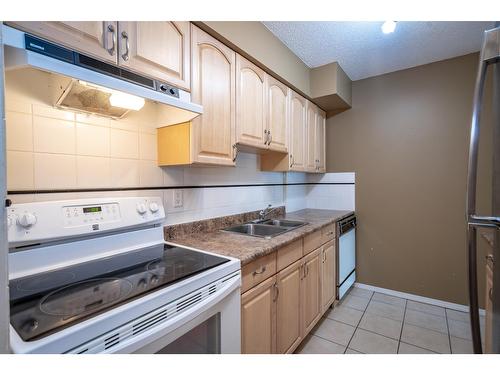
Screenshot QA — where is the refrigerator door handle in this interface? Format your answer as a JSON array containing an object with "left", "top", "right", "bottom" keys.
[{"left": 466, "top": 26, "right": 500, "bottom": 354}]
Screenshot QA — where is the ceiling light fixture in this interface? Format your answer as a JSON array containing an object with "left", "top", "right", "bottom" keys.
[{"left": 381, "top": 21, "right": 397, "bottom": 34}]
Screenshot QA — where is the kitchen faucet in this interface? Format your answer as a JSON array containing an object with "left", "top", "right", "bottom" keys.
[{"left": 258, "top": 204, "right": 279, "bottom": 221}]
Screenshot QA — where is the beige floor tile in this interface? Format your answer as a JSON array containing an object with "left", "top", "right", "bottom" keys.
[
  {"left": 338, "top": 294, "right": 370, "bottom": 311},
  {"left": 398, "top": 342, "right": 436, "bottom": 354},
  {"left": 326, "top": 305, "right": 364, "bottom": 326},
  {"left": 366, "top": 300, "right": 405, "bottom": 321},
  {"left": 312, "top": 318, "right": 356, "bottom": 346},
  {"left": 450, "top": 336, "right": 473, "bottom": 354},
  {"left": 348, "top": 328, "right": 398, "bottom": 354},
  {"left": 401, "top": 323, "right": 451, "bottom": 353},
  {"left": 372, "top": 292, "right": 406, "bottom": 307},
  {"left": 347, "top": 287, "right": 374, "bottom": 299},
  {"left": 296, "top": 335, "right": 346, "bottom": 354},
  {"left": 406, "top": 300, "right": 445, "bottom": 317},
  {"left": 358, "top": 312, "right": 403, "bottom": 340},
  {"left": 404, "top": 309, "right": 448, "bottom": 334},
  {"left": 345, "top": 348, "right": 363, "bottom": 354},
  {"left": 447, "top": 318, "right": 472, "bottom": 340}
]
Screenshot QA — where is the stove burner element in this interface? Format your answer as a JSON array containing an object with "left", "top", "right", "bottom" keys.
[
  {"left": 16, "top": 271, "right": 76, "bottom": 293},
  {"left": 39, "top": 278, "right": 133, "bottom": 317}
]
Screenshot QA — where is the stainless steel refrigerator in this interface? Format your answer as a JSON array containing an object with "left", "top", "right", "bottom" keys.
[{"left": 467, "top": 23, "right": 500, "bottom": 354}]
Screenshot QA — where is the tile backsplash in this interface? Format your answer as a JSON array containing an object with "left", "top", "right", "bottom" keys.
[{"left": 5, "top": 68, "right": 355, "bottom": 225}]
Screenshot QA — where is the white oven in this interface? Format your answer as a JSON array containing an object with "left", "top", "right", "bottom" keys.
[{"left": 7, "top": 197, "right": 241, "bottom": 354}]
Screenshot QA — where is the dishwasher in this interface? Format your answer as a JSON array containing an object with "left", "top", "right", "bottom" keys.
[{"left": 336, "top": 215, "right": 357, "bottom": 300}]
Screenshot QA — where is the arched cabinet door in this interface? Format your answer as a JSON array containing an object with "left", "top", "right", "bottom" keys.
[
  {"left": 118, "top": 22, "right": 190, "bottom": 91},
  {"left": 190, "top": 25, "right": 236, "bottom": 166},
  {"left": 235, "top": 55, "right": 267, "bottom": 149},
  {"left": 289, "top": 91, "right": 307, "bottom": 171},
  {"left": 266, "top": 76, "right": 289, "bottom": 153}
]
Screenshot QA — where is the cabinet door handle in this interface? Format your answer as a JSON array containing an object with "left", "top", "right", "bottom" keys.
[
  {"left": 290, "top": 154, "right": 294, "bottom": 167},
  {"left": 106, "top": 24, "right": 116, "bottom": 56},
  {"left": 305, "top": 264, "right": 309, "bottom": 277},
  {"left": 264, "top": 129, "right": 268, "bottom": 144},
  {"left": 232, "top": 144, "right": 239, "bottom": 162},
  {"left": 485, "top": 254, "right": 495, "bottom": 264},
  {"left": 252, "top": 265, "right": 266, "bottom": 276},
  {"left": 268, "top": 131, "right": 272, "bottom": 145},
  {"left": 121, "top": 31, "right": 130, "bottom": 61},
  {"left": 273, "top": 282, "right": 279, "bottom": 302}
]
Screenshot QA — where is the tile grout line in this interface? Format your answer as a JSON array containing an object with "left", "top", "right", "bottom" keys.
[
  {"left": 444, "top": 308, "right": 453, "bottom": 354},
  {"left": 396, "top": 298, "right": 408, "bottom": 354},
  {"left": 342, "top": 289, "right": 375, "bottom": 354}
]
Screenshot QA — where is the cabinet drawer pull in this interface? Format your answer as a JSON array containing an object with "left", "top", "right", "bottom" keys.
[
  {"left": 485, "top": 254, "right": 495, "bottom": 264},
  {"left": 106, "top": 24, "right": 116, "bottom": 55},
  {"left": 252, "top": 266, "right": 266, "bottom": 276},
  {"left": 273, "top": 282, "right": 279, "bottom": 302},
  {"left": 327, "top": 231, "right": 334, "bottom": 236},
  {"left": 121, "top": 31, "right": 130, "bottom": 61}
]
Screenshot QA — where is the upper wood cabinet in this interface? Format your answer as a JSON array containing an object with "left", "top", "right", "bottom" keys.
[
  {"left": 8, "top": 21, "right": 118, "bottom": 63},
  {"left": 266, "top": 76, "right": 289, "bottom": 153},
  {"left": 316, "top": 109, "right": 326, "bottom": 173},
  {"left": 241, "top": 275, "right": 277, "bottom": 354},
  {"left": 117, "top": 22, "right": 190, "bottom": 90},
  {"left": 321, "top": 240, "right": 336, "bottom": 314},
  {"left": 190, "top": 25, "right": 236, "bottom": 166},
  {"left": 235, "top": 55, "right": 267, "bottom": 149},
  {"left": 289, "top": 91, "right": 307, "bottom": 171},
  {"left": 306, "top": 101, "right": 318, "bottom": 172}
]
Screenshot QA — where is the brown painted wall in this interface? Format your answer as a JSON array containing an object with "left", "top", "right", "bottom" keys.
[{"left": 326, "top": 53, "right": 493, "bottom": 306}]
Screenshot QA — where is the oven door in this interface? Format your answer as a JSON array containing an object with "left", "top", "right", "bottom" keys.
[{"left": 69, "top": 271, "right": 241, "bottom": 354}]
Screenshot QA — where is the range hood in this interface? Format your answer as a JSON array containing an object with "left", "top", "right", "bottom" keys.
[{"left": 2, "top": 24, "right": 202, "bottom": 123}]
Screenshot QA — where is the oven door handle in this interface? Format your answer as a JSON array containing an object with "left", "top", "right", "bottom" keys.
[{"left": 103, "top": 273, "right": 241, "bottom": 354}]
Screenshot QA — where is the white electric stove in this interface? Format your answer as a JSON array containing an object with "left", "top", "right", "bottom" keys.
[{"left": 7, "top": 197, "right": 241, "bottom": 354}]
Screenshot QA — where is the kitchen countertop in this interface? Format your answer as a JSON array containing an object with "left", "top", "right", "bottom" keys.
[{"left": 169, "top": 209, "right": 354, "bottom": 266}]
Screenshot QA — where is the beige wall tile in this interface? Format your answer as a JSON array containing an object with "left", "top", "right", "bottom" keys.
[
  {"left": 5, "top": 100, "right": 32, "bottom": 114},
  {"left": 34, "top": 153, "right": 76, "bottom": 189},
  {"left": 110, "top": 158, "right": 139, "bottom": 187},
  {"left": 77, "top": 156, "right": 111, "bottom": 188},
  {"left": 6, "top": 112, "right": 33, "bottom": 152},
  {"left": 33, "top": 116, "right": 75, "bottom": 154},
  {"left": 33, "top": 105, "right": 75, "bottom": 121},
  {"left": 7, "top": 194, "right": 36, "bottom": 204},
  {"left": 75, "top": 113, "right": 109, "bottom": 127},
  {"left": 110, "top": 129, "right": 139, "bottom": 159},
  {"left": 109, "top": 118, "right": 139, "bottom": 132},
  {"left": 139, "top": 160, "right": 163, "bottom": 187},
  {"left": 76, "top": 123, "right": 110, "bottom": 157},
  {"left": 139, "top": 132, "right": 157, "bottom": 161},
  {"left": 7, "top": 151, "right": 34, "bottom": 190}
]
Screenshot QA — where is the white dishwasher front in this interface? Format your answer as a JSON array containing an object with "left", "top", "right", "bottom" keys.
[{"left": 337, "top": 215, "right": 356, "bottom": 300}]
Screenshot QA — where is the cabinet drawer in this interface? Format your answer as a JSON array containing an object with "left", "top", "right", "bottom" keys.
[
  {"left": 322, "top": 223, "right": 336, "bottom": 243},
  {"left": 303, "top": 229, "right": 323, "bottom": 255},
  {"left": 242, "top": 253, "right": 277, "bottom": 293},
  {"left": 277, "top": 239, "right": 303, "bottom": 271}
]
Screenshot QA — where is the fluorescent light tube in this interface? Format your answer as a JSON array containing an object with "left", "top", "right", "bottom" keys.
[
  {"left": 109, "top": 92, "right": 145, "bottom": 111},
  {"left": 381, "top": 21, "right": 397, "bottom": 34}
]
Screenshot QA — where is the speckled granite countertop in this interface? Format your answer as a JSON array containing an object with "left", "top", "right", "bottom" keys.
[{"left": 167, "top": 209, "right": 354, "bottom": 266}]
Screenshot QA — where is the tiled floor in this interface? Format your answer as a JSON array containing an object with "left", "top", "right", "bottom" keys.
[{"left": 295, "top": 286, "right": 485, "bottom": 354}]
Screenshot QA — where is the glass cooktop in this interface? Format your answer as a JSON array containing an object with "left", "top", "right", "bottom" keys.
[{"left": 9, "top": 244, "right": 229, "bottom": 341}]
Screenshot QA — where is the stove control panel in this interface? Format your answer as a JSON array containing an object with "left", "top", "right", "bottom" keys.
[{"left": 7, "top": 196, "right": 165, "bottom": 247}]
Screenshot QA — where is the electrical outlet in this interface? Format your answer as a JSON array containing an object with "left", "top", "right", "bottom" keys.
[{"left": 173, "top": 189, "right": 183, "bottom": 208}]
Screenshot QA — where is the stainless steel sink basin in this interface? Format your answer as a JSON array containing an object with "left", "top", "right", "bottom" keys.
[
  {"left": 260, "top": 219, "right": 307, "bottom": 228},
  {"left": 222, "top": 219, "right": 308, "bottom": 238}
]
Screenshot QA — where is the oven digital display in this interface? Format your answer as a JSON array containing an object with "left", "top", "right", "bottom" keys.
[{"left": 83, "top": 206, "right": 102, "bottom": 213}]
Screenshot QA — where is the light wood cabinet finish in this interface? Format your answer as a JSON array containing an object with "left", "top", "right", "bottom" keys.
[
  {"left": 10, "top": 21, "right": 117, "bottom": 63},
  {"left": 241, "top": 252, "right": 276, "bottom": 294},
  {"left": 289, "top": 91, "right": 307, "bottom": 171},
  {"left": 321, "top": 240, "right": 336, "bottom": 313},
  {"left": 306, "top": 101, "right": 318, "bottom": 172},
  {"left": 316, "top": 109, "right": 327, "bottom": 172},
  {"left": 235, "top": 55, "right": 267, "bottom": 149},
  {"left": 241, "top": 276, "right": 277, "bottom": 354},
  {"left": 276, "top": 260, "right": 303, "bottom": 354},
  {"left": 190, "top": 25, "right": 236, "bottom": 166},
  {"left": 277, "top": 239, "right": 303, "bottom": 271},
  {"left": 304, "top": 229, "right": 323, "bottom": 255},
  {"left": 266, "top": 76, "right": 289, "bottom": 153},
  {"left": 301, "top": 248, "right": 322, "bottom": 335},
  {"left": 117, "top": 22, "right": 190, "bottom": 90},
  {"left": 485, "top": 258, "right": 493, "bottom": 353},
  {"left": 322, "top": 223, "right": 336, "bottom": 244}
]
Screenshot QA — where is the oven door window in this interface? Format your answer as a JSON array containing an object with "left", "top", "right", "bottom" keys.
[{"left": 156, "top": 313, "right": 221, "bottom": 354}]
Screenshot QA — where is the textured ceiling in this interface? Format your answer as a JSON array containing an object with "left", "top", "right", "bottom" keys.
[{"left": 263, "top": 21, "right": 495, "bottom": 80}]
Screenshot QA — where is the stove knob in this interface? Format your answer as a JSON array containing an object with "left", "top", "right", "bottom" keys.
[
  {"left": 149, "top": 202, "right": 159, "bottom": 213},
  {"left": 138, "top": 278, "right": 148, "bottom": 288},
  {"left": 136, "top": 203, "right": 147, "bottom": 215},
  {"left": 17, "top": 213, "right": 37, "bottom": 228},
  {"left": 150, "top": 275, "right": 159, "bottom": 285},
  {"left": 21, "top": 319, "right": 39, "bottom": 333}
]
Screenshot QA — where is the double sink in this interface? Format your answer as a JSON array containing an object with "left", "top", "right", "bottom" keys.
[{"left": 223, "top": 219, "right": 308, "bottom": 239}]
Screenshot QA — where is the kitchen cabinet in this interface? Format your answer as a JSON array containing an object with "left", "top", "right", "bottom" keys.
[
  {"left": 306, "top": 101, "right": 317, "bottom": 172},
  {"left": 276, "top": 260, "right": 303, "bottom": 354},
  {"left": 485, "top": 255, "right": 493, "bottom": 353},
  {"left": 315, "top": 109, "right": 326, "bottom": 173},
  {"left": 266, "top": 75, "right": 289, "bottom": 153},
  {"left": 321, "top": 240, "right": 336, "bottom": 313},
  {"left": 235, "top": 55, "right": 267, "bottom": 149},
  {"left": 117, "top": 22, "right": 190, "bottom": 90},
  {"left": 289, "top": 91, "right": 308, "bottom": 171},
  {"left": 8, "top": 21, "right": 118, "bottom": 63},
  {"left": 241, "top": 276, "right": 277, "bottom": 354},
  {"left": 301, "top": 248, "right": 322, "bottom": 335}
]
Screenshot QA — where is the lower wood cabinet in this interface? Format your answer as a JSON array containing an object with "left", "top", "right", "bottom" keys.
[
  {"left": 276, "top": 260, "right": 303, "bottom": 353},
  {"left": 301, "top": 248, "right": 322, "bottom": 335},
  {"left": 241, "top": 275, "right": 277, "bottom": 354},
  {"left": 321, "top": 240, "right": 336, "bottom": 314}
]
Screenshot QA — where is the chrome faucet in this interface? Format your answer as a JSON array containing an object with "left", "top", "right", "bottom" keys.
[{"left": 258, "top": 204, "right": 279, "bottom": 221}]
